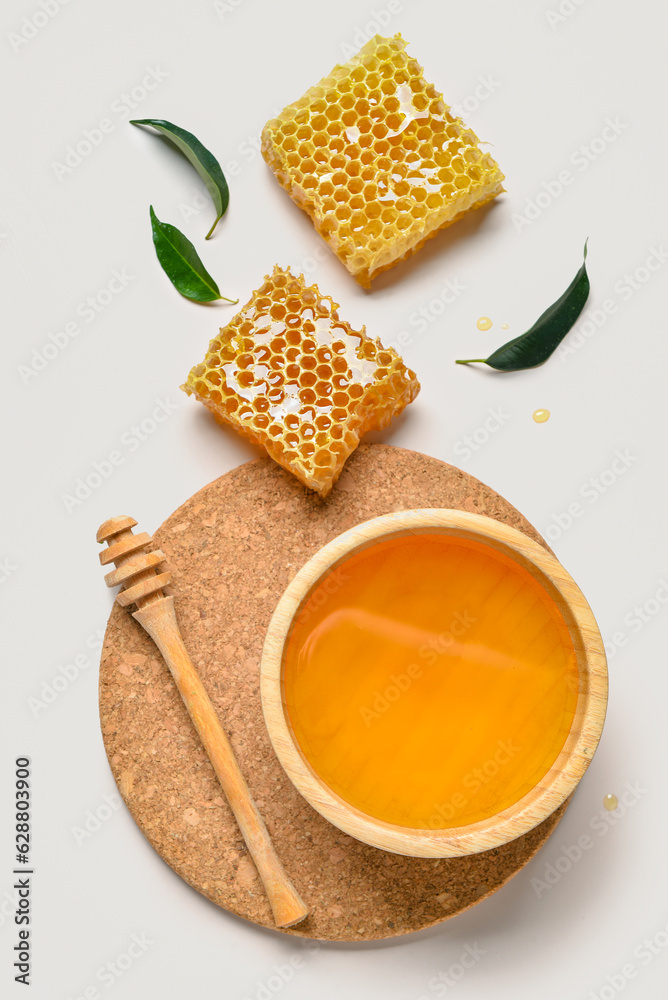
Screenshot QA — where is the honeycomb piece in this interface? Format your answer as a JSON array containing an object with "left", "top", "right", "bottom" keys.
[
  {"left": 181, "top": 266, "right": 420, "bottom": 496},
  {"left": 261, "top": 34, "right": 505, "bottom": 287}
]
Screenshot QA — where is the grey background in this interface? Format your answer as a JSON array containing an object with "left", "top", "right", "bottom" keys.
[{"left": 2, "top": 0, "right": 666, "bottom": 997}]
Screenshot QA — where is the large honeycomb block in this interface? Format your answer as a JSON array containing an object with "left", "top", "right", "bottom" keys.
[
  {"left": 181, "top": 266, "right": 420, "bottom": 496},
  {"left": 261, "top": 34, "right": 505, "bottom": 287}
]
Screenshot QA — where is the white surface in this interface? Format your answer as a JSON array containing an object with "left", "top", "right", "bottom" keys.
[{"left": 2, "top": 0, "right": 667, "bottom": 997}]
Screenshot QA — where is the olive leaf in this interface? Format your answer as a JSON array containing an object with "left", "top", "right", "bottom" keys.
[
  {"left": 456, "top": 242, "right": 590, "bottom": 371},
  {"left": 149, "top": 206, "right": 237, "bottom": 303},
  {"left": 132, "top": 119, "right": 229, "bottom": 239}
]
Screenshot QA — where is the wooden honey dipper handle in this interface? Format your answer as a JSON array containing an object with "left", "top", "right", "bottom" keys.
[{"left": 97, "top": 516, "right": 308, "bottom": 929}]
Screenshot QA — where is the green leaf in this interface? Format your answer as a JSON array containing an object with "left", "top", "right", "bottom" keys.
[
  {"left": 149, "top": 206, "right": 236, "bottom": 303},
  {"left": 456, "top": 241, "right": 590, "bottom": 371},
  {"left": 132, "top": 119, "right": 229, "bottom": 239}
]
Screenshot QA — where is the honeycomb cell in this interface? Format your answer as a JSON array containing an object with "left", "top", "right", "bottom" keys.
[
  {"left": 181, "top": 266, "right": 420, "bottom": 496},
  {"left": 261, "top": 34, "right": 505, "bottom": 287}
]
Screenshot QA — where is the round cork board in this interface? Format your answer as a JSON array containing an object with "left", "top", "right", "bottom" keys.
[{"left": 99, "top": 443, "right": 569, "bottom": 942}]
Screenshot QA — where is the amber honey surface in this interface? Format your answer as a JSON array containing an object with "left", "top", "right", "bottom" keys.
[
  {"left": 182, "top": 266, "right": 419, "bottom": 496},
  {"left": 262, "top": 34, "right": 505, "bottom": 285},
  {"left": 283, "top": 533, "right": 579, "bottom": 829}
]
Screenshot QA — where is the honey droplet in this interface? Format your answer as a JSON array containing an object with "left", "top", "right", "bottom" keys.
[
  {"left": 477, "top": 316, "right": 493, "bottom": 331},
  {"left": 501, "top": 323, "right": 509, "bottom": 330},
  {"left": 532, "top": 408, "right": 550, "bottom": 423},
  {"left": 603, "top": 793, "right": 618, "bottom": 811}
]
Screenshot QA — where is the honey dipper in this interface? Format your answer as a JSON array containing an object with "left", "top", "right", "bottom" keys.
[{"left": 96, "top": 515, "right": 308, "bottom": 929}]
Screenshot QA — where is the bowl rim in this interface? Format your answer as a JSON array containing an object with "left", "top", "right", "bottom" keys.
[{"left": 260, "top": 508, "right": 608, "bottom": 858}]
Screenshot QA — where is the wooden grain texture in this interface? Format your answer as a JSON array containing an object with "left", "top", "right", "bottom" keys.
[
  {"left": 97, "top": 518, "right": 308, "bottom": 929},
  {"left": 99, "top": 443, "right": 580, "bottom": 941},
  {"left": 261, "top": 509, "right": 607, "bottom": 858}
]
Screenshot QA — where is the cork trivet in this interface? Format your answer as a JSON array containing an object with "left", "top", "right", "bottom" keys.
[{"left": 99, "top": 443, "right": 569, "bottom": 941}]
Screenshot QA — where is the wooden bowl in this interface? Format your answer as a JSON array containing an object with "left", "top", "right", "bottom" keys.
[{"left": 260, "top": 509, "right": 607, "bottom": 858}]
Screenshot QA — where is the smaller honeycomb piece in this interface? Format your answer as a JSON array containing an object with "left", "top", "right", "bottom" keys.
[
  {"left": 181, "top": 266, "right": 420, "bottom": 496},
  {"left": 262, "top": 34, "right": 505, "bottom": 287}
]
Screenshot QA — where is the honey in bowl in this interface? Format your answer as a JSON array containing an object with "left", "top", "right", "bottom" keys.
[{"left": 282, "top": 532, "right": 579, "bottom": 830}]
